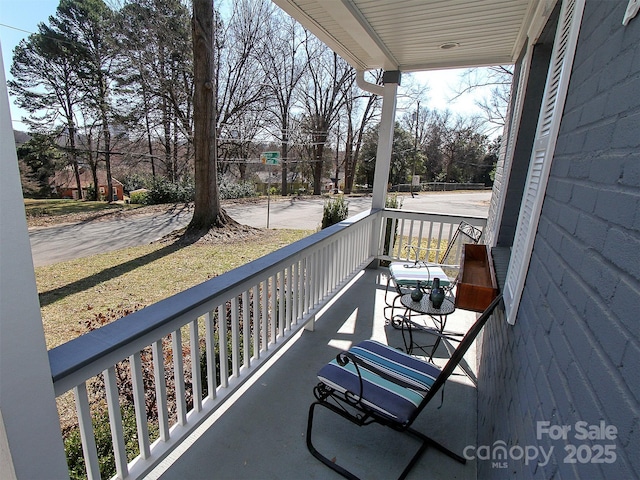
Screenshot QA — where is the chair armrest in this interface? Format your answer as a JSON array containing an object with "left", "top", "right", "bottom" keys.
[
  {"left": 336, "top": 352, "right": 365, "bottom": 404},
  {"left": 338, "top": 351, "right": 430, "bottom": 394}
]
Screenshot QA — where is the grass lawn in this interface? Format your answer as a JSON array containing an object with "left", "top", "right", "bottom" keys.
[
  {"left": 25, "top": 198, "right": 144, "bottom": 217},
  {"left": 36, "top": 228, "right": 313, "bottom": 349}
]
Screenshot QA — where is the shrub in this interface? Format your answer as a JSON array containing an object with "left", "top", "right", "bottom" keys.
[
  {"left": 121, "top": 173, "right": 153, "bottom": 193},
  {"left": 64, "top": 405, "right": 157, "bottom": 480},
  {"left": 218, "top": 177, "right": 257, "bottom": 199},
  {"left": 129, "top": 190, "right": 149, "bottom": 204},
  {"left": 145, "top": 177, "right": 195, "bottom": 205},
  {"left": 321, "top": 195, "right": 349, "bottom": 229},
  {"left": 140, "top": 176, "right": 258, "bottom": 205},
  {"left": 385, "top": 193, "right": 403, "bottom": 210}
]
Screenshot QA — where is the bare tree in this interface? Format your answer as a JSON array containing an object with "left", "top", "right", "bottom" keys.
[
  {"left": 260, "top": 11, "right": 308, "bottom": 195},
  {"left": 453, "top": 66, "right": 513, "bottom": 134},
  {"left": 215, "top": 0, "right": 272, "bottom": 178},
  {"left": 337, "top": 70, "right": 382, "bottom": 194},
  {"left": 302, "top": 40, "right": 353, "bottom": 195}
]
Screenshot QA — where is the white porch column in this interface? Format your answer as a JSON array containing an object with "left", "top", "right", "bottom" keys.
[
  {"left": 371, "top": 70, "right": 400, "bottom": 210},
  {"left": 0, "top": 48, "right": 69, "bottom": 479}
]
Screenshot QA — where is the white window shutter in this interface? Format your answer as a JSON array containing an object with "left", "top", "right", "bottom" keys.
[
  {"left": 486, "top": 43, "right": 534, "bottom": 247},
  {"left": 504, "top": 0, "right": 586, "bottom": 325}
]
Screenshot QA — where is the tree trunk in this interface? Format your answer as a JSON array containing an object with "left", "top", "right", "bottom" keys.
[
  {"left": 189, "top": 0, "right": 230, "bottom": 231},
  {"left": 103, "top": 123, "right": 114, "bottom": 203},
  {"left": 312, "top": 141, "right": 325, "bottom": 195},
  {"left": 343, "top": 124, "right": 354, "bottom": 194},
  {"left": 281, "top": 132, "right": 289, "bottom": 195}
]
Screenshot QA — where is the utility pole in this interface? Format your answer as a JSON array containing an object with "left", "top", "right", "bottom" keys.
[{"left": 410, "top": 100, "right": 420, "bottom": 197}]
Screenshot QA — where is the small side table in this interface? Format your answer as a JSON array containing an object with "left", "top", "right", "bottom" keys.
[{"left": 394, "top": 294, "right": 462, "bottom": 360}]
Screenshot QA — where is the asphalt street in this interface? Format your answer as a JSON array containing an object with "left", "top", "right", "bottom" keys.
[{"left": 29, "top": 191, "right": 491, "bottom": 267}]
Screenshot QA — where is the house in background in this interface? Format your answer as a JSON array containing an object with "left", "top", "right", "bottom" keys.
[
  {"left": 0, "top": 0, "right": 638, "bottom": 478},
  {"left": 52, "top": 167, "right": 125, "bottom": 201}
]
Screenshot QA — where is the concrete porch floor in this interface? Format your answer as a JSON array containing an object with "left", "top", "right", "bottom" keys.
[{"left": 149, "top": 266, "right": 480, "bottom": 480}]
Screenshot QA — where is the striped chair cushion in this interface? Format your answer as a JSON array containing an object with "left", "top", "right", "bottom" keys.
[
  {"left": 388, "top": 263, "right": 451, "bottom": 288},
  {"left": 317, "top": 340, "right": 441, "bottom": 425}
]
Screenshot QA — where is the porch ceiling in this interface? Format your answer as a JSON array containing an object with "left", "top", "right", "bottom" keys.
[{"left": 271, "top": 0, "right": 549, "bottom": 72}]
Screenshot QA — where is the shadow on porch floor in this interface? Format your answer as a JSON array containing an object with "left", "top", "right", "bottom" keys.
[{"left": 149, "top": 267, "right": 479, "bottom": 480}]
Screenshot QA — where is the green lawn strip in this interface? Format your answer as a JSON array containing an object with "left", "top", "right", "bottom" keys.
[
  {"left": 36, "top": 228, "right": 313, "bottom": 349},
  {"left": 25, "top": 198, "right": 143, "bottom": 217}
]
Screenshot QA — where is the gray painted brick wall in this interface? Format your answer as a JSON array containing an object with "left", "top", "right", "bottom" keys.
[{"left": 478, "top": 1, "right": 639, "bottom": 478}]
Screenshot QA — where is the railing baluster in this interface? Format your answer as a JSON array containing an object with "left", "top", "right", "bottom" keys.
[
  {"left": 326, "top": 245, "right": 331, "bottom": 295},
  {"left": 398, "top": 218, "right": 406, "bottom": 256},
  {"left": 242, "top": 290, "right": 250, "bottom": 369},
  {"left": 447, "top": 222, "right": 459, "bottom": 261},
  {"left": 336, "top": 238, "right": 342, "bottom": 286},
  {"left": 292, "top": 262, "right": 299, "bottom": 325},
  {"left": 231, "top": 297, "right": 240, "bottom": 377},
  {"left": 298, "top": 260, "right": 304, "bottom": 319},
  {"left": 172, "top": 329, "right": 186, "bottom": 426},
  {"left": 322, "top": 246, "right": 328, "bottom": 298},
  {"left": 331, "top": 240, "right": 337, "bottom": 289},
  {"left": 205, "top": 310, "right": 217, "bottom": 400},
  {"left": 435, "top": 223, "right": 444, "bottom": 262},
  {"left": 189, "top": 319, "right": 202, "bottom": 412},
  {"left": 104, "top": 366, "right": 128, "bottom": 479},
  {"left": 390, "top": 217, "right": 398, "bottom": 255},
  {"left": 316, "top": 249, "right": 322, "bottom": 305},
  {"left": 130, "top": 352, "right": 151, "bottom": 459},
  {"left": 303, "top": 256, "right": 310, "bottom": 314},
  {"left": 427, "top": 221, "right": 435, "bottom": 260},
  {"left": 358, "top": 225, "right": 363, "bottom": 263},
  {"left": 270, "top": 275, "right": 277, "bottom": 344},
  {"left": 380, "top": 214, "right": 389, "bottom": 257},
  {"left": 335, "top": 238, "right": 341, "bottom": 286},
  {"left": 355, "top": 228, "right": 360, "bottom": 266},
  {"left": 311, "top": 251, "right": 318, "bottom": 308},
  {"left": 74, "top": 383, "right": 100, "bottom": 480},
  {"left": 314, "top": 249, "right": 320, "bottom": 303},
  {"left": 407, "top": 219, "right": 415, "bottom": 256},
  {"left": 261, "top": 280, "right": 268, "bottom": 353},
  {"left": 278, "top": 270, "right": 285, "bottom": 337},
  {"left": 344, "top": 235, "right": 349, "bottom": 280},
  {"left": 152, "top": 339, "right": 169, "bottom": 441},
  {"left": 316, "top": 249, "right": 322, "bottom": 301},
  {"left": 218, "top": 304, "right": 229, "bottom": 388},
  {"left": 286, "top": 264, "right": 293, "bottom": 331},
  {"left": 252, "top": 285, "right": 260, "bottom": 359}
]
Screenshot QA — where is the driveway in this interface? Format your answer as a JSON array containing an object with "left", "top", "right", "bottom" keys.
[{"left": 29, "top": 191, "right": 491, "bottom": 267}]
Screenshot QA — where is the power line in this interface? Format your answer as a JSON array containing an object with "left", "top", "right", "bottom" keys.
[{"left": 0, "top": 23, "right": 34, "bottom": 36}]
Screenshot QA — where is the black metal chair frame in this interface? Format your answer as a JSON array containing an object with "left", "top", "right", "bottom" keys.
[
  {"left": 306, "top": 294, "right": 503, "bottom": 480},
  {"left": 396, "top": 296, "right": 465, "bottom": 362},
  {"left": 384, "top": 221, "right": 484, "bottom": 321}
]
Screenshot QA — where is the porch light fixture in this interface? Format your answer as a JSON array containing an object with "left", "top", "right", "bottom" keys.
[{"left": 439, "top": 42, "right": 460, "bottom": 50}]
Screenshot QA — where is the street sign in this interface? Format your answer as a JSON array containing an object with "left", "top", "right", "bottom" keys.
[{"left": 260, "top": 151, "right": 280, "bottom": 165}]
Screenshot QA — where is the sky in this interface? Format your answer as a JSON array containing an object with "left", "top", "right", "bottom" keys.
[{"left": 0, "top": 0, "right": 492, "bottom": 132}]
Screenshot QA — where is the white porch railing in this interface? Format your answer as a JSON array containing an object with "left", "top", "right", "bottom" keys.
[
  {"left": 376, "top": 208, "right": 487, "bottom": 265},
  {"left": 48, "top": 208, "right": 486, "bottom": 479}
]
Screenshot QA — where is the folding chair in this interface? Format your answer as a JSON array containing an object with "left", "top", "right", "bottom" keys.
[
  {"left": 384, "top": 221, "right": 483, "bottom": 320},
  {"left": 306, "top": 294, "right": 503, "bottom": 480}
]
